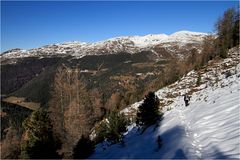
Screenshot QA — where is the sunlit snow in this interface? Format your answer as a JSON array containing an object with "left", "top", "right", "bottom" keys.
[{"left": 90, "top": 47, "right": 240, "bottom": 159}]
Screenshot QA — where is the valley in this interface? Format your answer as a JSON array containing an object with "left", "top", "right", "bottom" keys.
[{"left": 0, "top": 3, "right": 239, "bottom": 159}]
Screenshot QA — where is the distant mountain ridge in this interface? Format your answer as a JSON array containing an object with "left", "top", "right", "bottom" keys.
[{"left": 1, "top": 31, "right": 208, "bottom": 59}]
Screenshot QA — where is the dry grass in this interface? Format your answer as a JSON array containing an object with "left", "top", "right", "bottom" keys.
[
  {"left": 131, "top": 62, "right": 155, "bottom": 69},
  {"left": 2, "top": 96, "right": 40, "bottom": 111},
  {"left": 188, "top": 88, "right": 201, "bottom": 96},
  {"left": 165, "top": 93, "right": 176, "bottom": 99},
  {"left": 165, "top": 100, "right": 174, "bottom": 106}
]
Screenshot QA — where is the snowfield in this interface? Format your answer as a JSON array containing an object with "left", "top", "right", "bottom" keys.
[{"left": 90, "top": 47, "right": 240, "bottom": 159}]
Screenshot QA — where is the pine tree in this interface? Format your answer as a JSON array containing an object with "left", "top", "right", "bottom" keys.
[
  {"left": 106, "top": 110, "right": 129, "bottom": 143},
  {"left": 96, "top": 110, "right": 129, "bottom": 144},
  {"left": 136, "top": 91, "right": 162, "bottom": 126},
  {"left": 196, "top": 74, "right": 201, "bottom": 86},
  {"left": 20, "top": 109, "right": 60, "bottom": 159},
  {"left": 95, "top": 120, "right": 109, "bottom": 143}
]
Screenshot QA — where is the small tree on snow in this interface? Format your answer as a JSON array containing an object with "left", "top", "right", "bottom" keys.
[
  {"left": 95, "top": 110, "right": 129, "bottom": 144},
  {"left": 106, "top": 110, "right": 129, "bottom": 143},
  {"left": 196, "top": 74, "right": 201, "bottom": 86},
  {"left": 136, "top": 91, "right": 162, "bottom": 126}
]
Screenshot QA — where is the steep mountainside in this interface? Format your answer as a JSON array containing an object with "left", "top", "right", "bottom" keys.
[
  {"left": 1, "top": 30, "right": 208, "bottom": 107},
  {"left": 1, "top": 57, "right": 64, "bottom": 95},
  {"left": 90, "top": 47, "right": 240, "bottom": 159}
]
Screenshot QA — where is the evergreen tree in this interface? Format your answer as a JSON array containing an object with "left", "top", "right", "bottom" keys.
[
  {"left": 136, "top": 91, "right": 162, "bottom": 126},
  {"left": 196, "top": 74, "right": 201, "bottom": 86},
  {"left": 95, "top": 120, "right": 109, "bottom": 143},
  {"left": 106, "top": 110, "right": 129, "bottom": 143},
  {"left": 73, "top": 136, "right": 95, "bottom": 159},
  {"left": 20, "top": 109, "right": 60, "bottom": 159},
  {"left": 96, "top": 110, "right": 129, "bottom": 144}
]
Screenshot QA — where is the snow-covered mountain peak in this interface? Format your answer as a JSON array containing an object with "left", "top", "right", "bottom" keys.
[
  {"left": 144, "top": 33, "right": 168, "bottom": 38},
  {"left": 1, "top": 30, "right": 209, "bottom": 59},
  {"left": 167, "top": 30, "right": 209, "bottom": 43},
  {"left": 171, "top": 30, "right": 208, "bottom": 36},
  {"left": 41, "top": 41, "right": 87, "bottom": 48},
  {"left": 128, "top": 34, "right": 169, "bottom": 47},
  {"left": 58, "top": 41, "right": 87, "bottom": 46}
]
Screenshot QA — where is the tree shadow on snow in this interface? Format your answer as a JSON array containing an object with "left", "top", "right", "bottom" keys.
[
  {"left": 155, "top": 125, "right": 187, "bottom": 159},
  {"left": 172, "top": 149, "right": 187, "bottom": 159},
  {"left": 122, "top": 125, "right": 188, "bottom": 159},
  {"left": 90, "top": 125, "right": 188, "bottom": 159},
  {"left": 210, "top": 146, "right": 232, "bottom": 159},
  {"left": 124, "top": 125, "right": 235, "bottom": 159},
  {"left": 120, "top": 125, "right": 188, "bottom": 159}
]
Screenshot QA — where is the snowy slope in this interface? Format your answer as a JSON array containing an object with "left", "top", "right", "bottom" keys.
[
  {"left": 89, "top": 47, "right": 240, "bottom": 159},
  {"left": 1, "top": 31, "right": 208, "bottom": 59}
]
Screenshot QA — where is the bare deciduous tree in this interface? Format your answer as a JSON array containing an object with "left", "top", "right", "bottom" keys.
[{"left": 49, "top": 66, "right": 94, "bottom": 158}]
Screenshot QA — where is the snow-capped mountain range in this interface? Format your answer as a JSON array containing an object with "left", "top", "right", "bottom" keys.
[{"left": 1, "top": 31, "right": 208, "bottom": 59}]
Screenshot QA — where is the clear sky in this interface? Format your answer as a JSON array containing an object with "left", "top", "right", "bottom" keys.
[{"left": 1, "top": 1, "right": 238, "bottom": 52}]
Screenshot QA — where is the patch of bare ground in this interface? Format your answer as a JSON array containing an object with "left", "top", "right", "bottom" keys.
[{"left": 2, "top": 96, "right": 40, "bottom": 111}]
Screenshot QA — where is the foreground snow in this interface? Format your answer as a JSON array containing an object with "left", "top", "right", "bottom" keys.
[{"left": 90, "top": 47, "right": 240, "bottom": 159}]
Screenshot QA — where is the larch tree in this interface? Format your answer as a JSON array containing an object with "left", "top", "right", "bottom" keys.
[
  {"left": 49, "top": 66, "right": 94, "bottom": 158},
  {"left": 215, "top": 7, "right": 239, "bottom": 58}
]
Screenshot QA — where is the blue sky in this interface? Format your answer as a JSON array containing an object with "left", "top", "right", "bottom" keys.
[{"left": 1, "top": 1, "right": 238, "bottom": 52}]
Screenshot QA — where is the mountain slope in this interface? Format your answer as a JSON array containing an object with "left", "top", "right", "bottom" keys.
[
  {"left": 0, "top": 30, "right": 208, "bottom": 99},
  {"left": 1, "top": 31, "right": 208, "bottom": 59},
  {"left": 89, "top": 47, "right": 240, "bottom": 159}
]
